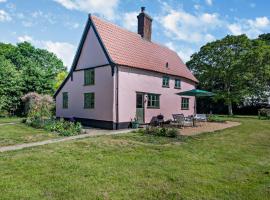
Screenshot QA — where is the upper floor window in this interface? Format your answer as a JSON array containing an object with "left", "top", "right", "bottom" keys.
[
  {"left": 62, "top": 92, "right": 68, "bottom": 109},
  {"left": 162, "top": 76, "right": 170, "bottom": 87},
  {"left": 181, "top": 97, "right": 189, "bottom": 110},
  {"left": 175, "top": 79, "right": 181, "bottom": 89},
  {"left": 84, "top": 93, "right": 95, "bottom": 109},
  {"left": 147, "top": 93, "right": 160, "bottom": 108},
  {"left": 84, "top": 69, "right": 95, "bottom": 85}
]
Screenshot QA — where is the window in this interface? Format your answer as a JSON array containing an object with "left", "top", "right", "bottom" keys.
[
  {"left": 147, "top": 94, "right": 160, "bottom": 108},
  {"left": 162, "top": 76, "right": 170, "bottom": 87},
  {"left": 84, "top": 69, "right": 95, "bottom": 85},
  {"left": 175, "top": 79, "right": 181, "bottom": 89},
  {"left": 62, "top": 92, "right": 68, "bottom": 109},
  {"left": 84, "top": 93, "right": 95, "bottom": 109},
  {"left": 181, "top": 97, "right": 189, "bottom": 110}
]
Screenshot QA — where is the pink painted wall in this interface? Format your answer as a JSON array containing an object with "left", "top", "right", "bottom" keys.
[
  {"left": 56, "top": 66, "right": 114, "bottom": 121},
  {"left": 118, "top": 66, "right": 196, "bottom": 123},
  {"left": 76, "top": 27, "right": 109, "bottom": 70}
]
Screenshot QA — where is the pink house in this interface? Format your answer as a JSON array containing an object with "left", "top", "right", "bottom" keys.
[{"left": 54, "top": 7, "right": 198, "bottom": 129}]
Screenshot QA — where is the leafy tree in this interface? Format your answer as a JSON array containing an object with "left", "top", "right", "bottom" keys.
[
  {"left": 258, "top": 33, "right": 270, "bottom": 45},
  {"left": 0, "top": 56, "right": 23, "bottom": 115},
  {"left": 0, "top": 42, "right": 66, "bottom": 115},
  {"left": 187, "top": 35, "right": 253, "bottom": 115},
  {"left": 54, "top": 71, "right": 68, "bottom": 91}
]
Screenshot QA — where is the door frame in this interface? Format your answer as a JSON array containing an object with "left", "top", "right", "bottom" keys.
[{"left": 136, "top": 92, "right": 145, "bottom": 123}]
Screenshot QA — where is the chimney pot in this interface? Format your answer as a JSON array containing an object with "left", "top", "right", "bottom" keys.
[{"left": 141, "top": 7, "right": 145, "bottom": 12}]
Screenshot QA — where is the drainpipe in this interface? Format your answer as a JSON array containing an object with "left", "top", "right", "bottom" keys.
[{"left": 115, "top": 65, "right": 119, "bottom": 129}]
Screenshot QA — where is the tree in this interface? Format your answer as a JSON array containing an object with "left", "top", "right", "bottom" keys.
[
  {"left": 0, "top": 56, "right": 23, "bottom": 115},
  {"left": 54, "top": 71, "right": 68, "bottom": 91},
  {"left": 0, "top": 42, "right": 66, "bottom": 115},
  {"left": 187, "top": 35, "right": 253, "bottom": 115}
]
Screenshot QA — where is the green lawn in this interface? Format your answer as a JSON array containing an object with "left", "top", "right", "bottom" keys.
[
  {"left": 0, "top": 117, "right": 23, "bottom": 124},
  {"left": 0, "top": 123, "right": 59, "bottom": 147},
  {"left": 0, "top": 117, "right": 269, "bottom": 199}
]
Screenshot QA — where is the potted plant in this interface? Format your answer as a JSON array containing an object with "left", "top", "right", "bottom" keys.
[{"left": 131, "top": 117, "right": 139, "bottom": 129}]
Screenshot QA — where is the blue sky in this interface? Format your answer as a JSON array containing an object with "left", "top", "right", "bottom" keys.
[{"left": 0, "top": 0, "right": 270, "bottom": 68}]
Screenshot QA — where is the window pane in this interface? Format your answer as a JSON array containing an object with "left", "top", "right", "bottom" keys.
[
  {"left": 84, "top": 93, "right": 95, "bottom": 109},
  {"left": 162, "top": 76, "right": 169, "bottom": 87},
  {"left": 62, "top": 92, "right": 68, "bottom": 109},
  {"left": 181, "top": 97, "right": 189, "bottom": 110},
  {"left": 84, "top": 69, "right": 95, "bottom": 85},
  {"left": 147, "top": 94, "right": 160, "bottom": 108},
  {"left": 175, "top": 79, "right": 181, "bottom": 88}
]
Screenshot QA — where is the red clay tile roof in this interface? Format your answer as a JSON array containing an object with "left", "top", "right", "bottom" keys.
[{"left": 91, "top": 15, "right": 198, "bottom": 83}]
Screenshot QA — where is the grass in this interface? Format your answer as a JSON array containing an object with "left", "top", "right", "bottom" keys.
[
  {"left": 0, "top": 121, "right": 59, "bottom": 147},
  {"left": 0, "top": 116, "right": 269, "bottom": 199},
  {"left": 0, "top": 116, "right": 23, "bottom": 124}
]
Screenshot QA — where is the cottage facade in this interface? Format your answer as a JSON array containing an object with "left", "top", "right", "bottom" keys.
[{"left": 54, "top": 8, "right": 198, "bottom": 129}]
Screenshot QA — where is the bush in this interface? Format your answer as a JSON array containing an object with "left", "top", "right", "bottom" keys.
[
  {"left": 207, "top": 115, "right": 226, "bottom": 123},
  {"left": 25, "top": 117, "right": 82, "bottom": 136},
  {"left": 144, "top": 126, "right": 178, "bottom": 138},
  {"left": 258, "top": 108, "right": 270, "bottom": 119}
]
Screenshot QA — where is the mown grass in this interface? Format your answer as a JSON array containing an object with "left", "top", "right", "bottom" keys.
[
  {"left": 0, "top": 116, "right": 269, "bottom": 199},
  {"left": 0, "top": 123, "right": 59, "bottom": 147},
  {"left": 0, "top": 117, "right": 23, "bottom": 124}
]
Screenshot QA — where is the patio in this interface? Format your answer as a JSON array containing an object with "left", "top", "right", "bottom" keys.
[{"left": 179, "top": 121, "right": 241, "bottom": 136}]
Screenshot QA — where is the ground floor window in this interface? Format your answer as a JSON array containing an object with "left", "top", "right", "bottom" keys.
[
  {"left": 62, "top": 92, "right": 68, "bottom": 109},
  {"left": 147, "top": 93, "right": 160, "bottom": 108},
  {"left": 181, "top": 97, "right": 189, "bottom": 110},
  {"left": 84, "top": 93, "right": 95, "bottom": 109}
]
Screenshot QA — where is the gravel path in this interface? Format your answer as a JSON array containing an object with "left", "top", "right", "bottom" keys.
[
  {"left": 180, "top": 121, "right": 241, "bottom": 136},
  {"left": 0, "top": 128, "right": 134, "bottom": 153}
]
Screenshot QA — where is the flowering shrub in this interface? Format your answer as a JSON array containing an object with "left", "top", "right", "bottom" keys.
[
  {"left": 21, "top": 92, "right": 54, "bottom": 119},
  {"left": 22, "top": 93, "right": 82, "bottom": 136}
]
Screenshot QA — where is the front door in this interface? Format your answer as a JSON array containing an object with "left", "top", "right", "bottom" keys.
[{"left": 136, "top": 93, "right": 145, "bottom": 124}]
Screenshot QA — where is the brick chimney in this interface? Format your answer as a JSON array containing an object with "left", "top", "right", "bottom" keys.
[{"left": 137, "top": 7, "right": 152, "bottom": 41}]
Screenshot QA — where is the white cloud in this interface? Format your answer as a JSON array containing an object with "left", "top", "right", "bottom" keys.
[
  {"left": 17, "top": 35, "right": 33, "bottom": 42},
  {"left": 205, "top": 0, "right": 213, "bottom": 6},
  {"left": 165, "top": 42, "right": 195, "bottom": 62},
  {"left": 54, "top": 0, "right": 119, "bottom": 20},
  {"left": 16, "top": 35, "right": 76, "bottom": 68},
  {"left": 0, "top": 0, "right": 7, "bottom": 3},
  {"left": 0, "top": 10, "right": 11, "bottom": 22},
  {"left": 122, "top": 11, "right": 137, "bottom": 31},
  {"left": 41, "top": 41, "right": 76, "bottom": 67},
  {"left": 159, "top": 7, "right": 220, "bottom": 44},
  {"left": 227, "top": 17, "right": 270, "bottom": 38}
]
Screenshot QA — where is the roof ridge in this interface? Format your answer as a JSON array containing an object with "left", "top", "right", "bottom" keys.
[{"left": 90, "top": 14, "right": 180, "bottom": 56}]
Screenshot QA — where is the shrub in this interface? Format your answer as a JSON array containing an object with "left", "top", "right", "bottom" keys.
[
  {"left": 144, "top": 126, "right": 179, "bottom": 138},
  {"left": 207, "top": 115, "right": 226, "bottom": 123},
  {"left": 258, "top": 108, "right": 270, "bottom": 119},
  {"left": 21, "top": 92, "right": 54, "bottom": 119},
  {"left": 25, "top": 117, "right": 82, "bottom": 136}
]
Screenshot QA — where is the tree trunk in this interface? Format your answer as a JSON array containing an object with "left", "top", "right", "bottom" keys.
[{"left": 228, "top": 100, "right": 233, "bottom": 115}]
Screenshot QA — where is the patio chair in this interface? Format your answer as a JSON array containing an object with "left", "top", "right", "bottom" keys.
[
  {"left": 194, "top": 114, "right": 207, "bottom": 122},
  {"left": 172, "top": 114, "right": 185, "bottom": 127}
]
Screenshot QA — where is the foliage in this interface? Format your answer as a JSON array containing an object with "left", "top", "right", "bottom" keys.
[
  {"left": 207, "top": 115, "right": 226, "bottom": 123},
  {"left": 21, "top": 92, "right": 54, "bottom": 119},
  {"left": 0, "top": 42, "right": 66, "bottom": 116},
  {"left": 0, "top": 56, "right": 23, "bottom": 115},
  {"left": 44, "top": 119, "right": 82, "bottom": 136},
  {"left": 258, "top": 108, "right": 270, "bottom": 119},
  {"left": 144, "top": 126, "right": 178, "bottom": 138},
  {"left": 25, "top": 117, "right": 82, "bottom": 136},
  {"left": 54, "top": 71, "right": 68, "bottom": 91},
  {"left": 187, "top": 34, "right": 270, "bottom": 115}
]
